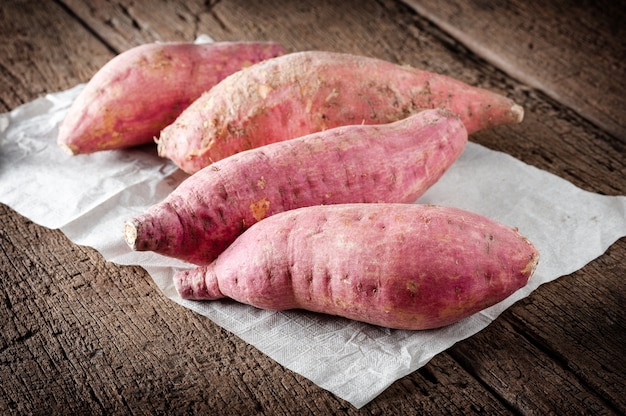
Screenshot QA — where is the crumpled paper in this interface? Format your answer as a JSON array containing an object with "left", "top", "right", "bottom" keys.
[{"left": 1, "top": 83, "right": 625, "bottom": 410}]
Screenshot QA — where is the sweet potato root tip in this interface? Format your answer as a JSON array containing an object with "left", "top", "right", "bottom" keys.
[
  {"left": 522, "top": 247, "right": 540, "bottom": 275},
  {"left": 124, "top": 202, "right": 186, "bottom": 253},
  {"left": 173, "top": 203, "right": 539, "bottom": 330},
  {"left": 58, "top": 142, "right": 78, "bottom": 156},
  {"left": 175, "top": 266, "right": 225, "bottom": 300},
  {"left": 511, "top": 103, "right": 524, "bottom": 123},
  {"left": 123, "top": 221, "right": 139, "bottom": 251}
]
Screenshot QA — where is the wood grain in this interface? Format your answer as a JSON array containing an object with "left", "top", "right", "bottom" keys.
[
  {"left": 0, "top": 1, "right": 112, "bottom": 111},
  {"left": 505, "top": 240, "right": 626, "bottom": 414},
  {"left": 1, "top": 0, "right": 624, "bottom": 414},
  {"left": 401, "top": 0, "right": 626, "bottom": 140},
  {"left": 451, "top": 317, "right": 622, "bottom": 415}
]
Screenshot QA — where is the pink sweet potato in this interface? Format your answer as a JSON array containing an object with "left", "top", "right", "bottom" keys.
[
  {"left": 174, "top": 203, "right": 539, "bottom": 330},
  {"left": 157, "top": 50, "right": 524, "bottom": 174},
  {"left": 57, "top": 41, "right": 286, "bottom": 154},
  {"left": 125, "top": 109, "right": 467, "bottom": 265}
]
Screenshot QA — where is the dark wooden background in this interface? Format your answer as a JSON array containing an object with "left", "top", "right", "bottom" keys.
[{"left": 1, "top": 0, "right": 624, "bottom": 414}]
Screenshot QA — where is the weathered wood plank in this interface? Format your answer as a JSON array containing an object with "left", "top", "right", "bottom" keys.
[
  {"left": 503, "top": 239, "right": 626, "bottom": 414},
  {"left": 401, "top": 0, "right": 626, "bottom": 140},
  {"left": 450, "top": 316, "right": 622, "bottom": 415},
  {"left": 57, "top": 0, "right": 206, "bottom": 52},
  {"left": 0, "top": 0, "right": 112, "bottom": 112}
]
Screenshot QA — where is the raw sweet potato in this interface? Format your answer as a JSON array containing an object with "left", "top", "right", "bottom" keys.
[
  {"left": 175, "top": 203, "right": 539, "bottom": 330},
  {"left": 57, "top": 41, "right": 286, "bottom": 154},
  {"left": 125, "top": 109, "right": 467, "bottom": 265},
  {"left": 157, "top": 50, "right": 524, "bottom": 174}
]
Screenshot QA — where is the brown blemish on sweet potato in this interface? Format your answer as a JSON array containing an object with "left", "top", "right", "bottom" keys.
[{"left": 250, "top": 197, "right": 271, "bottom": 221}]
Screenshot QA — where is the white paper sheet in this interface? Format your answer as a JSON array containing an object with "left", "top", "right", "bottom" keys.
[{"left": 1, "top": 83, "right": 625, "bottom": 409}]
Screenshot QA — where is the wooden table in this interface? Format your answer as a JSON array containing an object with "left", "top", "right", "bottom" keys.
[{"left": 2, "top": 1, "right": 624, "bottom": 414}]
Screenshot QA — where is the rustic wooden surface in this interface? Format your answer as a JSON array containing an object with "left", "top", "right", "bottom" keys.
[{"left": 1, "top": 0, "right": 624, "bottom": 414}]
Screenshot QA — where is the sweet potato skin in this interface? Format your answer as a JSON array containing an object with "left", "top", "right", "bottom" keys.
[
  {"left": 157, "top": 51, "right": 524, "bottom": 173},
  {"left": 175, "top": 203, "right": 539, "bottom": 330},
  {"left": 57, "top": 41, "right": 286, "bottom": 154},
  {"left": 125, "top": 109, "right": 467, "bottom": 265}
]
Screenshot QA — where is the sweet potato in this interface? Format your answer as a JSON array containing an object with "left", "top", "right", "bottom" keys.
[
  {"left": 174, "top": 203, "right": 539, "bottom": 330},
  {"left": 125, "top": 109, "right": 467, "bottom": 265},
  {"left": 57, "top": 41, "right": 286, "bottom": 154},
  {"left": 157, "top": 50, "right": 524, "bottom": 174}
]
